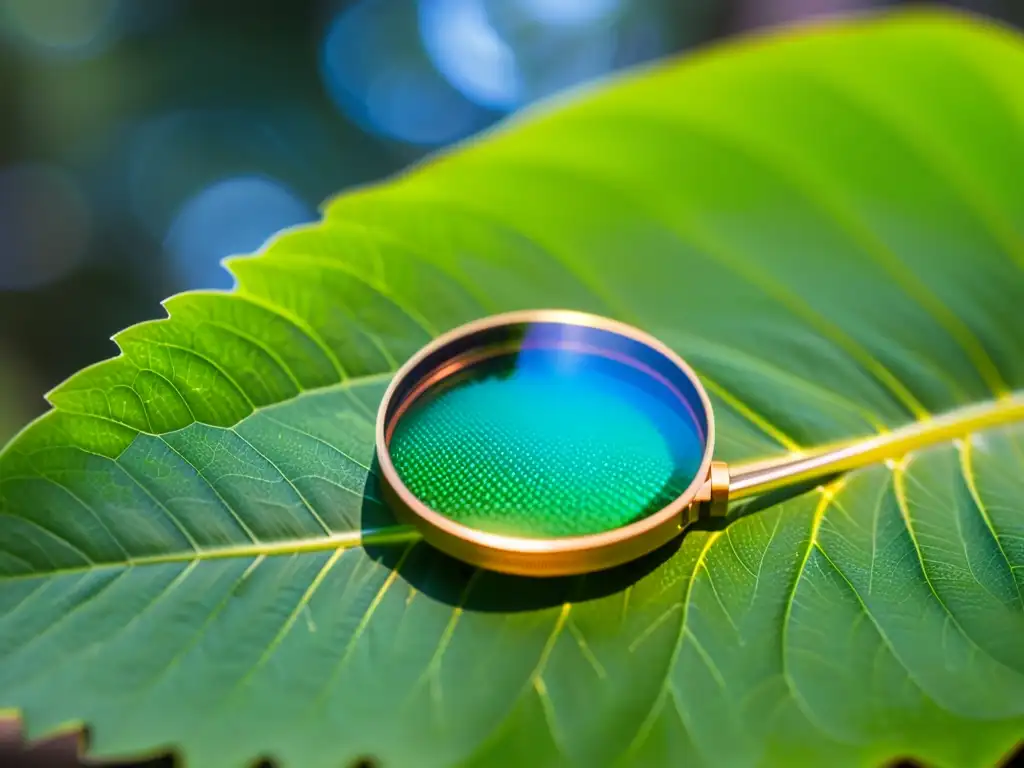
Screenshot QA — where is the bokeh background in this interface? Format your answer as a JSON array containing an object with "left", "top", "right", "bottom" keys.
[
  {"left": 1, "top": 0, "right": 1024, "bottom": 446},
  {"left": 0, "top": 0, "right": 1022, "bottom": 765}
]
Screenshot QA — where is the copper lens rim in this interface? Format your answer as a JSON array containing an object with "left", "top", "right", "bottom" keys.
[{"left": 374, "top": 310, "right": 716, "bottom": 577}]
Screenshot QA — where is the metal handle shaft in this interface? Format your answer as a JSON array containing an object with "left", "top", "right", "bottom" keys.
[{"left": 726, "top": 394, "right": 1024, "bottom": 502}]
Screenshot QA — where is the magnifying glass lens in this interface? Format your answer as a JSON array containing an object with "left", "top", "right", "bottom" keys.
[{"left": 386, "top": 323, "right": 708, "bottom": 539}]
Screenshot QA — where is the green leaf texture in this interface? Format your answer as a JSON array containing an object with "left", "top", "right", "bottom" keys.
[{"left": 2, "top": 11, "right": 1024, "bottom": 768}]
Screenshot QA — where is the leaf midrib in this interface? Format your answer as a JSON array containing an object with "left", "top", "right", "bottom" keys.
[
  {"left": 5, "top": 390, "right": 1023, "bottom": 586},
  {"left": 0, "top": 526, "right": 420, "bottom": 584}
]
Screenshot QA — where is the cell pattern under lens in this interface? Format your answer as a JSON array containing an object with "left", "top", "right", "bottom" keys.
[{"left": 388, "top": 345, "right": 706, "bottom": 538}]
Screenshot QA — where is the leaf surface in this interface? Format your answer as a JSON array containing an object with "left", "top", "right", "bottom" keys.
[{"left": 2, "top": 11, "right": 1024, "bottom": 768}]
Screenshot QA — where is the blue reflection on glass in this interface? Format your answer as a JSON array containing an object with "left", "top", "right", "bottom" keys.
[
  {"left": 164, "top": 175, "right": 312, "bottom": 291},
  {"left": 320, "top": 0, "right": 487, "bottom": 146}
]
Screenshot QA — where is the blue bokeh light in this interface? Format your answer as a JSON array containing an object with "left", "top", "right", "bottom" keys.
[
  {"left": 418, "top": 0, "right": 519, "bottom": 110},
  {"left": 164, "top": 175, "right": 313, "bottom": 291},
  {"left": 418, "top": 0, "right": 630, "bottom": 112},
  {"left": 517, "top": 0, "right": 621, "bottom": 27},
  {"left": 319, "top": 0, "right": 488, "bottom": 146}
]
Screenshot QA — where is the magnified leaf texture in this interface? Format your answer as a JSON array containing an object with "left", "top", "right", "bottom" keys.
[{"left": 1, "top": 10, "right": 1023, "bottom": 768}]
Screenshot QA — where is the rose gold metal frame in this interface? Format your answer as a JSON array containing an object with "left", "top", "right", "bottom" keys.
[{"left": 375, "top": 309, "right": 730, "bottom": 577}]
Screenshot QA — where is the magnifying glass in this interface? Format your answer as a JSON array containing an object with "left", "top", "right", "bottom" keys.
[{"left": 375, "top": 310, "right": 980, "bottom": 576}]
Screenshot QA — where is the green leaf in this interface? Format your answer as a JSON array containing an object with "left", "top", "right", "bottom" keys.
[{"left": 2, "top": 9, "right": 1024, "bottom": 767}]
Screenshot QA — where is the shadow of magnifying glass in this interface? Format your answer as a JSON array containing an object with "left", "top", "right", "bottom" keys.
[{"left": 358, "top": 458, "right": 828, "bottom": 614}]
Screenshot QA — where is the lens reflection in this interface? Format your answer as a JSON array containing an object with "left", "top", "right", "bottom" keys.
[{"left": 388, "top": 334, "right": 707, "bottom": 539}]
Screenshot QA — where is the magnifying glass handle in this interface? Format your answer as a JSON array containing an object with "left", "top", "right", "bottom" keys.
[
  {"left": 727, "top": 449, "right": 854, "bottom": 501},
  {"left": 694, "top": 461, "right": 730, "bottom": 520},
  {"left": 722, "top": 394, "right": 1024, "bottom": 509}
]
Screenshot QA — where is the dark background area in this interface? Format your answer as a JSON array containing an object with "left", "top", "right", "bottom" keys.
[
  {"left": 2, "top": 0, "right": 1023, "bottom": 448},
  {"left": 0, "top": 0, "right": 1022, "bottom": 766}
]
